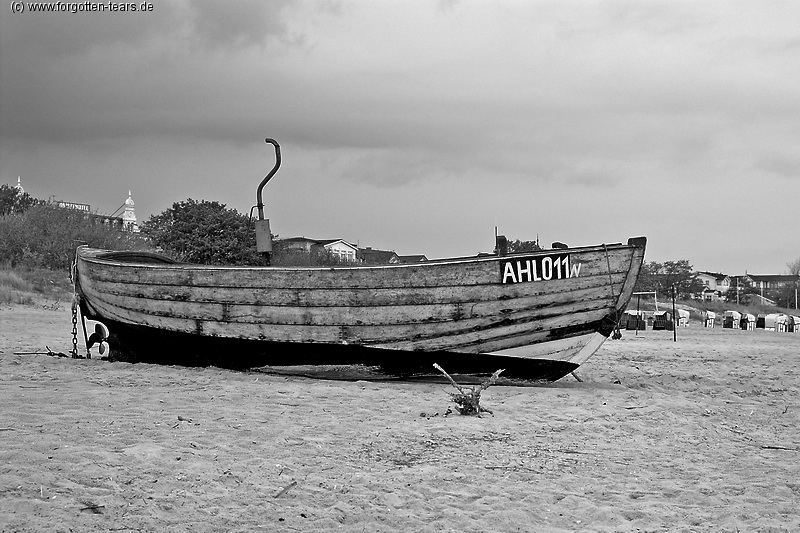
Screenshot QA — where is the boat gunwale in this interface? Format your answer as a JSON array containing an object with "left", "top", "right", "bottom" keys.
[
  {"left": 79, "top": 265, "right": 631, "bottom": 293},
  {"left": 79, "top": 270, "right": 631, "bottom": 310},
  {"left": 77, "top": 240, "right": 643, "bottom": 273}
]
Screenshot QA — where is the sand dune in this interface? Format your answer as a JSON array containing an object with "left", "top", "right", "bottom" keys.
[{"left": 1, "top": 304, "right": 798, "bottom": 531}]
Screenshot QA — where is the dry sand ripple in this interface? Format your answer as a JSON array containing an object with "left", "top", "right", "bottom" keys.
[{"left": 1, "top": 305, "right": 798, "bottom": 532}]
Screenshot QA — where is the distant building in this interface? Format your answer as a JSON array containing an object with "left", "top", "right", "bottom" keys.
[
  {"left": 121, "top": 191, "right": 138, "bottom": 232},
  {"left": 358, "top": 247, "right": 400, "bottom": 265},
  {"left": 55, "top": 189, "right": 139, "bottom": 232},
  {"left": 7, "top": 178, "right": 138, "bottom": 232},
  {"left": 743, "top": 274, "right": 799, "bottom": 291},
  {"left": 696, "top": 271, "right": 731, "bottom": 300},
  {"left": 56, "top": 200, "right": 91, "bottom": 212},
  {"left": 727, "top": 274, "right": 799, "bottom": 306},
  {"left": 275, "top": 237, "right": 359, "bottom": 262}
]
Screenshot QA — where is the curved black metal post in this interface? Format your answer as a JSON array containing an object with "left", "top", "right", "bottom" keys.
[
  {"left": 253, "top": 138, "right": 281, "bottom": 264},
  {"left": 257, "top": 138, "right": 281, "bottom": 220}
]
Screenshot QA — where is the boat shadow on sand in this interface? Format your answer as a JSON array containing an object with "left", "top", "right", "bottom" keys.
[
  {"left": 248, "top": 364, "right": 625, "bottom": 388},
  {"left": 101, "top": 322, "right": 582, "bottom": 385}
]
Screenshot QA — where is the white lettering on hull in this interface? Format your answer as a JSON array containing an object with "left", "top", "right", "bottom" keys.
[
  {"left": 502, "top": 262, "right": 517, "bottom": 284},
  {"left": 500, "top": 253, "right": 582, "bottom": 285}
]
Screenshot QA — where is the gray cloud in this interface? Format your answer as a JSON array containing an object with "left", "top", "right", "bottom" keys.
[
  {"left": 0, "top": 0, "right": 296, "bottom": 54},
  {"left": 0, "top": 3, "right": 178, "bottom": 56},
  {"left": 189, "top": 0, "right": 295, "bottom": 49},
  {"left": 4, "top": 0, "right": 799, "bottom": 166},
  {"left": 2, "top": 1, "right": 799, "bottom": 272},
  {"left": 755, "top": 153, "right": 800, "bottom": 178}
]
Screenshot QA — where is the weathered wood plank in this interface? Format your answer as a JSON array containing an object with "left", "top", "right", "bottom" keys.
[
  {"left": 80, "top": 247, "right": 636, "bottom": 290},
  {"left": 372, "top": 307, "right": 611, "bottom": 352},
  {"left": 83, "top": 283, "right": 611, "bottom": 347},
  {"left": 614, "top": 246, "right": 646, "bottom": 308},
  {"left": 468, "top": 328, "right": 597, "bottom": 357},
  {"left": 83, "top": 270, "right": 629, "bottom": 307},
  {"left": 80, "top": 274, "right": 623, "bottom": 326},
  {"left": 488, "top": 333, "right": 595, "bottom": 361}
]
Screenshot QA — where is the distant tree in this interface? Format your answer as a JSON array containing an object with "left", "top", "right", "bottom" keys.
[
  {"left": 0, "top": 184, "right": 41, "bottom": 216},
  {"left": 634, "top": 261, "right": 661, "bottom": 293},
  {"left": 761, "top": 286, "right": 794, "bottom": 309},
  {"left": 723, "top": 278, "right": 757, "bottom": 305},
  {"left": 723, "top": 285, "right": 738, "bottom": 303},
  {"left": 788, "top": 256, "right": 800, "bottom": 276},
  {"left": 757, "top": 258, "right": 800, "bottom": 308},
  {"left": 140, "top": 199, "right": 268, "bottom": 265},
  {"left": 634, "top": 259, "right": 703, "bottom": 298},
  {"left": 507, "top": 239, "right": 541, "bottom": 253},
  {"left": 271, "top": 248, "right": 352, "bottom": 267},
  {"left": 788, "top": 257, "right": 800, "bottom": 309},
  {"left": 663, "top": 260, "right": 704, "bottom": 297}
]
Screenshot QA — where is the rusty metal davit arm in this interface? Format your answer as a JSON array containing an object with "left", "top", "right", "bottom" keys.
[{"left": 255, "top": 138, "right": 281, "bottom": 261}]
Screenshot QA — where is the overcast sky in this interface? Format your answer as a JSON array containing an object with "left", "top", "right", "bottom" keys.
[{"left": 1, "top": 0, "right": 798, "bottom": 273}]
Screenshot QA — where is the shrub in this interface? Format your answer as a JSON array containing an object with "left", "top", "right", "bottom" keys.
[
  {"left": 0, "top": 184, "right": 41, "bottom": 216},
  {"left": 271, "top": 249, "right": 355, "bottom": 267},
  {"left": 0, "top": 286, "right": 35, "bottom": 305},
  {"left": 0, "top": 204, "right": 148, "bottom": 270},
  {"left": 140, "top": 199, "right": 268, "bottom": 265},
  {"left": 0, "top": 268, "right": 35, "bottom": 305},
  {"left": 0, "top": 268, "right": 33, "bottom": 292}
]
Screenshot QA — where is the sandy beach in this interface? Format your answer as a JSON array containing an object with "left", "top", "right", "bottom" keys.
[{"left": 1, "top": 303, "right": 798, "bottom": 532}]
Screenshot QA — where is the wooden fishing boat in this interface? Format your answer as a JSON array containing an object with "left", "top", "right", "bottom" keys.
[
  {"left": 74, "top": 239, "right": 645, "bottom": 380},
  {"left": 72, "top": 139, "right": 647, "bottom": 381}
]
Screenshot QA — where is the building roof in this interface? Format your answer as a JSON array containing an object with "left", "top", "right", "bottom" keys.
[
  {"left": 397, "top": 254, "right": 428, "bottom": 263},
  {"left": 358, "top": 247, "right": 399, "bottom": 264},
  {"left": 746, "top": 274, "right": 800, "bottom": 283},
  {"left": 276, "top": 237, "right": 320, "bottom": 243},
  {"left": 275, "top": 237, "right": 316, "bottom": 244},
  {"left": 315, "top": 239, "right": 357, "bottom": 248},
  {"left": 277, "top": 237, "right": 356, "bottom": 248},
  {"left": 697, "top": 271, "right": 729, "bottom": 281}
]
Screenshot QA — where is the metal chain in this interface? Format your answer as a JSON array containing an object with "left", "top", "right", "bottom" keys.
[{"left": 70, "top": 298, "right": 79, "bottom": 358}]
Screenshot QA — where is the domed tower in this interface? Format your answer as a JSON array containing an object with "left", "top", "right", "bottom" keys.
[
  {"left": 15, "top": 176, "right": 24, "bottom": 194},
  {"left": 122, "top": 190, "right": 139, "bottom": 232}
]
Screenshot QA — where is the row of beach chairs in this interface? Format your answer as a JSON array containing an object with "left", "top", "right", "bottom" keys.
[
  {"left": 710, "top": 311, "right": 800, "bottom": 332},
  {"left": 620, "top": 309, "right": 800, "bottom": 333},
  {"left": 620, "top": 309, "right": 689, "bottom": 331}
]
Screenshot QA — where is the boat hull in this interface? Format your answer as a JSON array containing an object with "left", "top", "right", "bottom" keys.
[
  {"left": 91, "top": 316, "right": 587, "bottom": 380},
  {"left": 74, "top": 238, "right": 646, "bottom": 381}
]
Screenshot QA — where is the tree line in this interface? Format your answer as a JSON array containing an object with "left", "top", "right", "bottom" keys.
[
  {"left": 633, "top": 260, "right": 704, "bottom": 298},
  {"left": 3, "top": 183, "right": 798, "bottom": 306},
  {"left": 633, "top": 256, "right": 800, "bottom": 309},
  {"left": 0, "top": 185, "right": 147, "bottom": 270},
  {"left": 2, "top": 186, "right": 296, "bottom": 269}
]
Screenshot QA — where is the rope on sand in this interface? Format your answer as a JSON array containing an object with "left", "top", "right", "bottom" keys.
[{"left": 13, "top": 346, "right": 74, "bottom": 358}]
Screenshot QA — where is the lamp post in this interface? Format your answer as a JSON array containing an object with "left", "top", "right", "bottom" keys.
[{"left": 671, "top": 284, "right": 677, "bottom": 342}]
